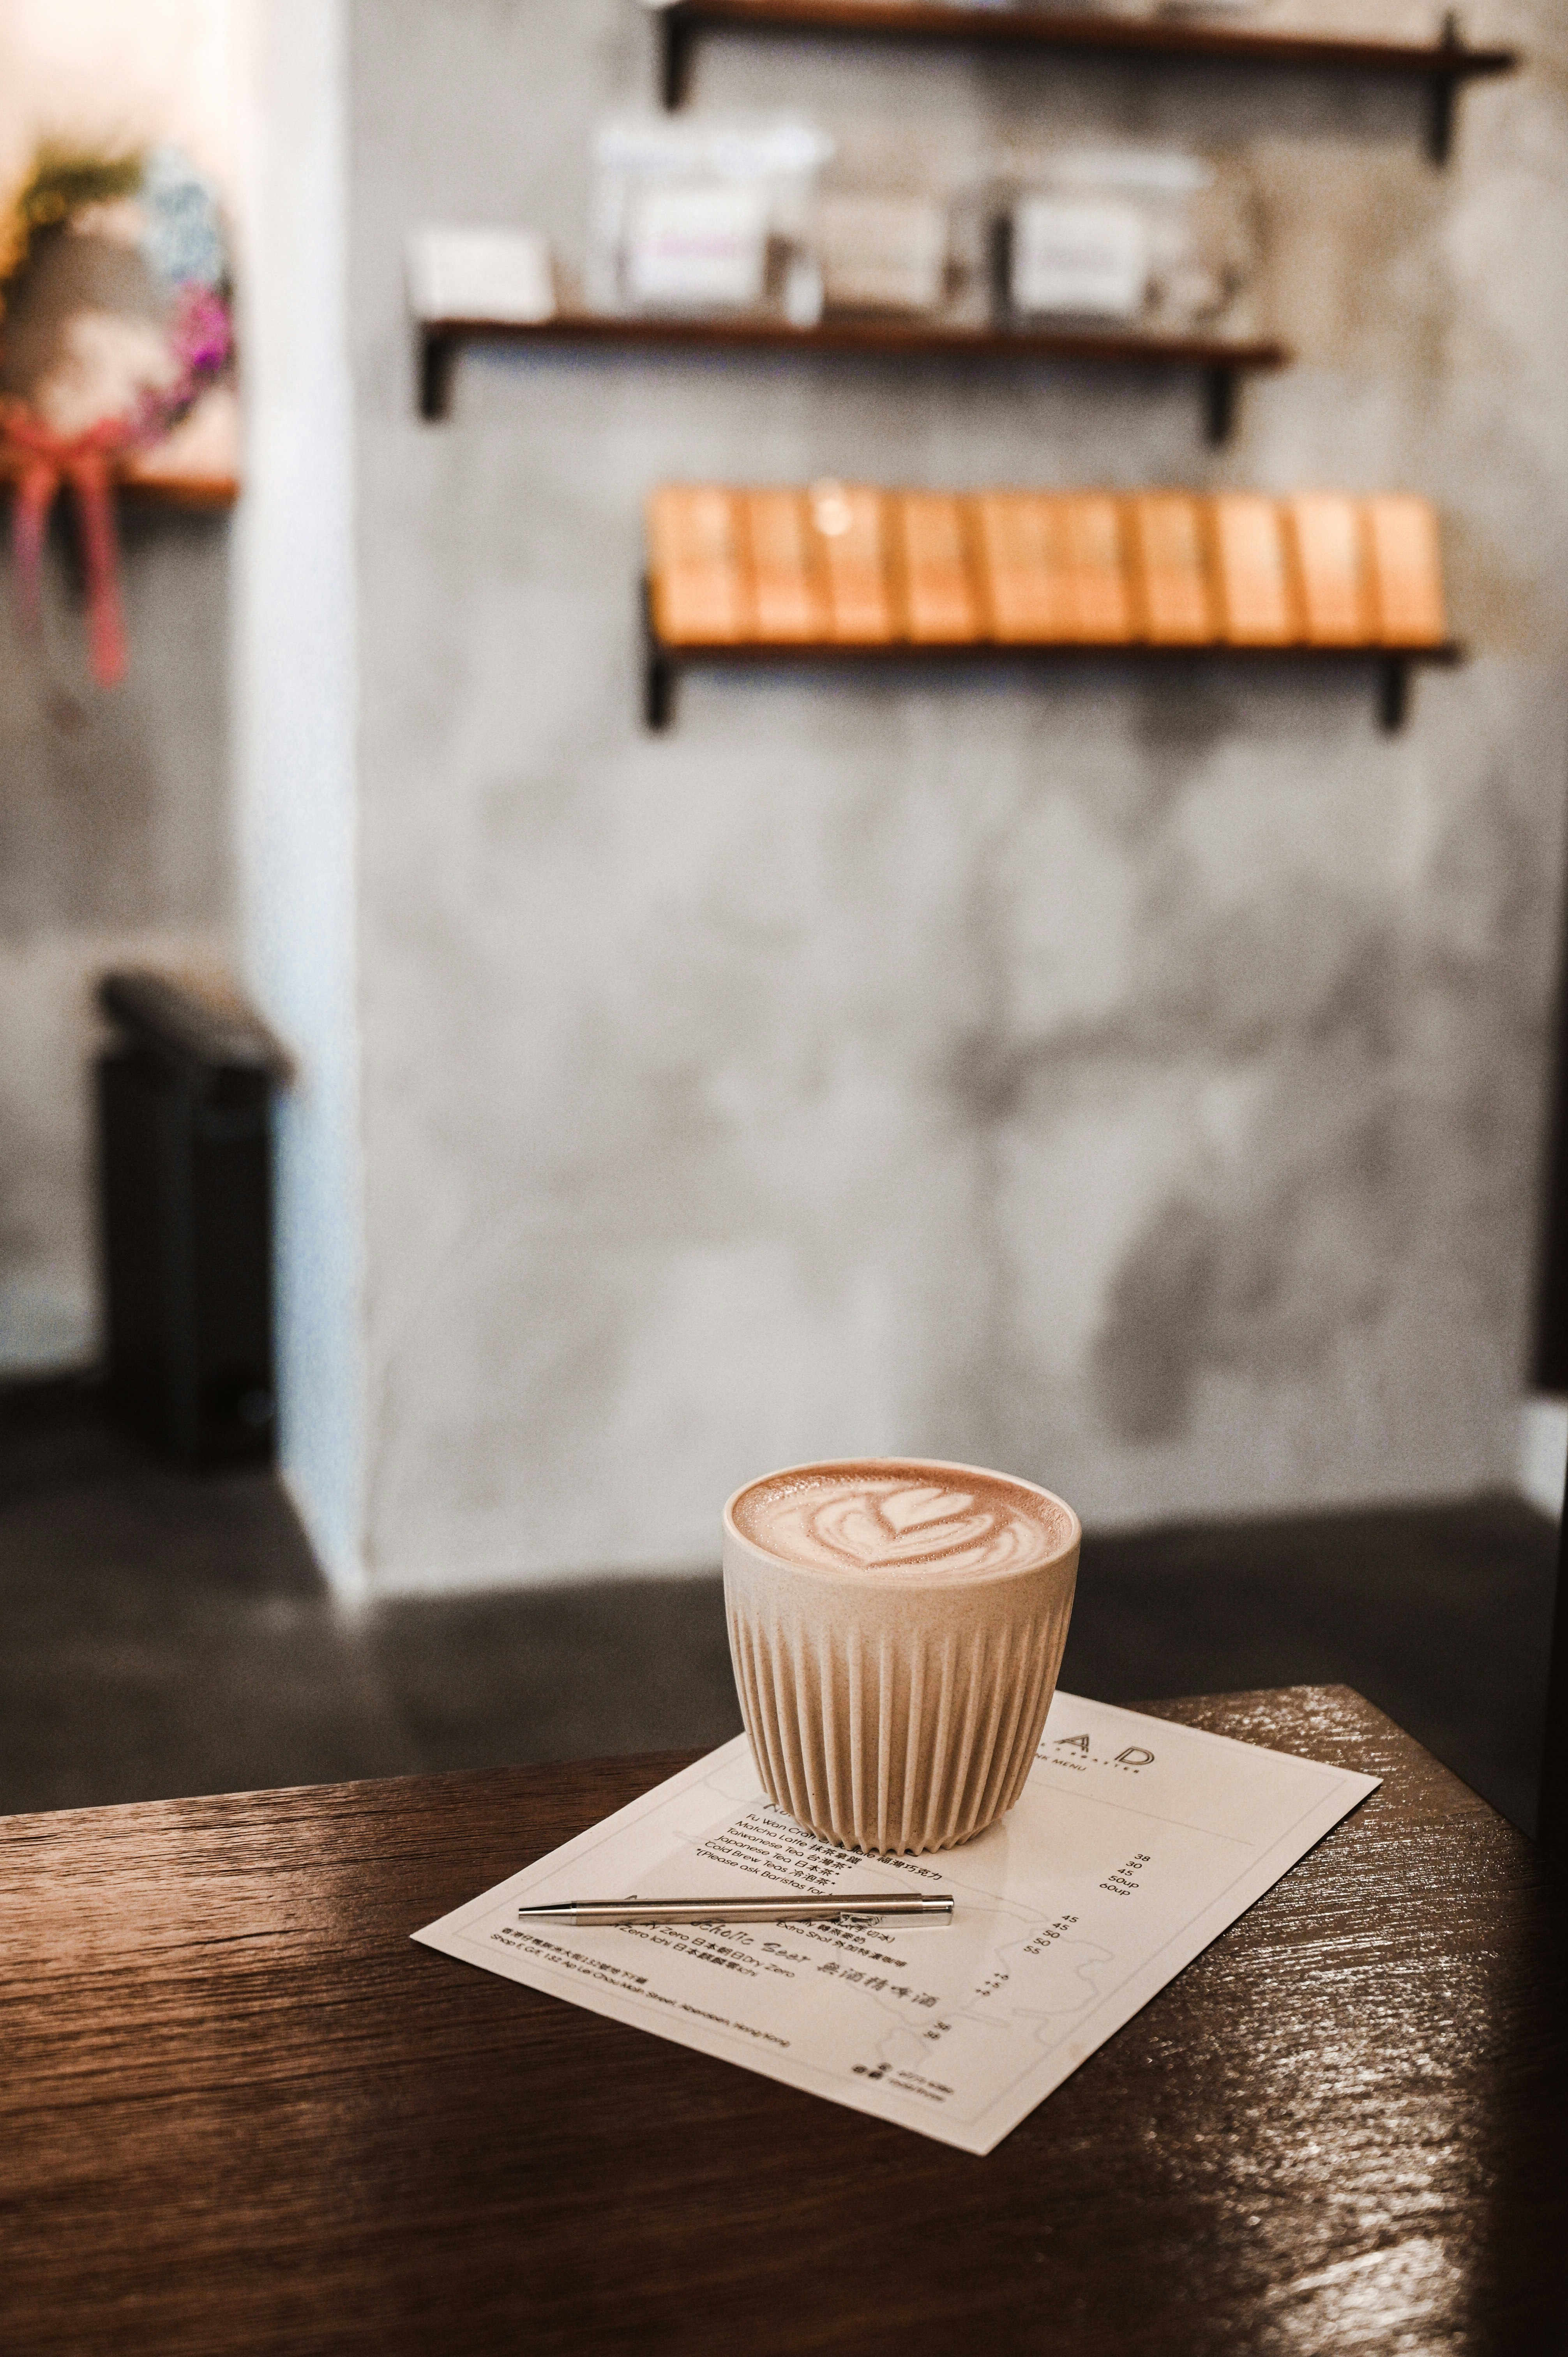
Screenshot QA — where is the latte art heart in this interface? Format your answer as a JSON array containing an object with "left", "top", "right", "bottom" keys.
[{"left": 735, "top": 1466, "right": 1058, "bottom": 1577}]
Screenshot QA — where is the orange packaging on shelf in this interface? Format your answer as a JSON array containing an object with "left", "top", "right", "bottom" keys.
[
  {"left": 809, "top": 481, "right": 895, "bottom": 643},
  {"left": 646, "top": 485, "right": 752, "bottom": 644},
  {"left": 897, "top": 492, "right": 982, "bottom": 643},
  {"left": 1364, "top": 494, "right": 1445, "bottom": 646},
  {"left": 1060, "top": 494, "right": 1134, "bottom": 644},
  {"left": 1286, "top": 493, "right": 1370, "bottom": 646},
  {"left": 1210, "top": 493, "right": 1298, "bottom": 645},
  {"left": 1130, "top": 492, "right": 1216, "bottom": 645},
  {"left": 975, "top": 493, "right": 1073, "bottom": 643},
  {"left": 744, "top": 488, "right": 827, "bottom": 642}
]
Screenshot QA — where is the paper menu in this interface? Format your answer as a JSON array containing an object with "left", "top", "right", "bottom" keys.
[{"left": 414, "top": 1694, "right": 1377, "bottom": 2157}]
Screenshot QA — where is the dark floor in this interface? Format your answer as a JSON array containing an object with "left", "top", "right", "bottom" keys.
[{"left": 1, "top": 1381, "right": 1557, "bottom": 1834}]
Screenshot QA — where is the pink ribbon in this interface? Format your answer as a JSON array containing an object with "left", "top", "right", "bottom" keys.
[{"left": 3, "top": 409, "right": 132, "bottom": 688}]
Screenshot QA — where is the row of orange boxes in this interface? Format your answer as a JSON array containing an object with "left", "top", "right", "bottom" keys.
[{"left": 646, "top": 484, "right": 1446, "bottom": 653}]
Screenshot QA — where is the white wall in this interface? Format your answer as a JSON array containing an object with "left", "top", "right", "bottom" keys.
[{"left": 231, "top": 0, "right": 364, "bottom": 1591}]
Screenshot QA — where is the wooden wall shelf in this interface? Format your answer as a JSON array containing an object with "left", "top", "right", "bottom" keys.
[
  {"left": 418, "top": 311, "right": 1288, "bottom": 441},
  {"left": 655, "top": 3, "right": 1519, "bottom": 162},
  {"left": 0, "top": 461, "right": 238, "bottom": 512},
  {"left": 117, "top": 471, "right": 239, "bottom": 512},
  {"left": 640, "top": 588, "right": 1463, "bottom": 734}
]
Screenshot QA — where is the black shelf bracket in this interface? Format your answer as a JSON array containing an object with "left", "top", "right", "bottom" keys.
[
  {"left": 660, "top": 10, "right": 696, "bottom": 109},
  {"left": 1204, "top": 366, "right": 1239, "bottom": 449},
  {"left": 1427, "top": 14, "right": 1467, "bottom": 166},
  {"left": 419, "top": 327, "right": 458, "bottom": 423},
  {"left": 988, "top": 221, "right": 1246, "bottom": 446},
  {"left": 1379, "top": 654, "right": 1413, "bottom": 733},
  {"left": 642, "top": 582, "right": 678, "bottom": 730}
]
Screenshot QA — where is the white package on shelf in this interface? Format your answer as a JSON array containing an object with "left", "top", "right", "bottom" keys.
[
  {"left": 590, "top": 112, "right": 834, "bottom": 317},
  {"left": 816, "top": 193, "right": 951, "bottom": 315},
  {"left": 405, "top": 227, "right": 555, "bottom": 323}
]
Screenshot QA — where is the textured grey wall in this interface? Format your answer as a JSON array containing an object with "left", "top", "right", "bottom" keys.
[
  {"left": 0, "top": 515, "right": 230, "bottom": 1371},
  {"left": 350, "top": 0, "right": 1568, "bottom": 1588}
]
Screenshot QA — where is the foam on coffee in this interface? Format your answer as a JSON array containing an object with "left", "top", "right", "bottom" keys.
[{"left": 733, "top": 1460, "right": 1067, "bottom": 1579}]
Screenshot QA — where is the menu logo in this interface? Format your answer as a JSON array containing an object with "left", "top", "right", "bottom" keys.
[{"left": 1047, "top": 1734, "right": 1155, "bottom": 1772}]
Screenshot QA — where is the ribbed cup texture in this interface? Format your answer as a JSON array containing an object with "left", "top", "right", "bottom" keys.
[{"left": 725, "top": 1584, "right": 1075, "bottom": 1855}]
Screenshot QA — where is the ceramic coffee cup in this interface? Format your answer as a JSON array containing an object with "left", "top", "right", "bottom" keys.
[{"left": 723, "top": 1457, "right": 1081, "bottom": 1855}]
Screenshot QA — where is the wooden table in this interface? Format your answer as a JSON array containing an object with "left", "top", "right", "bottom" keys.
[{"left": 3, "top": 1686, "right": 1563, "bottom": 2355}]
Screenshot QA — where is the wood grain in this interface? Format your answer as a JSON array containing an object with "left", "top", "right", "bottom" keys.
[{"left": 1, "top": 1686, "right": 1562, "bottom": 2356}]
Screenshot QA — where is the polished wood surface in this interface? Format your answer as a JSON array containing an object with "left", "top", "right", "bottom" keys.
[{"left": 3, "top": 1685, "right": 1562, "bottom": 2356}]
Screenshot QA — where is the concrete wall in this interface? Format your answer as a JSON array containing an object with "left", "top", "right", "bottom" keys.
[
  {"left": 0, "top": 0, "right": 240, "bottom": 1375},
  {"left": 347, "top": 0, "right": 1566, "bottom": 1590},
  {"left": 0, "top": 514, "right": 231, "bottom": 1371}
]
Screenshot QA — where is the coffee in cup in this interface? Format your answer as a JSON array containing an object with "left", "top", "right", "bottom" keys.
[{"left": 723, "top": 1458, "right": 1080, "bottom": 1855}]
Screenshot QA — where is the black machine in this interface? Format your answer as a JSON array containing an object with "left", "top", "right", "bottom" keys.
[{"left": 96, "top": 970, "right": 287, "bottom": 1468}]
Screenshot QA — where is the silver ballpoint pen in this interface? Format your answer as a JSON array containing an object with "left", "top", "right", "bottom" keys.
[{"left": 515, "top": 1893, "right": 954, "bottom": 1928}]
